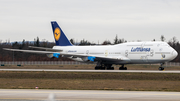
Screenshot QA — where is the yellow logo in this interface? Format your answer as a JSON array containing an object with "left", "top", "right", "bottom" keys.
[{"left": 54, "top": 27, "right": 61, "bottom": 41}]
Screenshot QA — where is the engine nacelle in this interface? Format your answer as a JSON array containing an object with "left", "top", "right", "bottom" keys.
[
  {"left": 81, "top": 57, "right": 89, "bottom": 61},
  {"left": 67, "top": 56, "right": 96, "bottom": 62},
  {"left": 46, "top": 54, "right": 53, "bottom": 58},
  {"left": 46, "top": 53, "right": 60, "bottom": 58},
  {"left": 88, "top": 56, "right": 96, "bottom": 61},
  {"left": 82, "top": 56, "right": 96, "bottom": 62}
]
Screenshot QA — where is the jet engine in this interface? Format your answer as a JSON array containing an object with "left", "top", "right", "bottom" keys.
[{"left": 46, "top": 54, "right": 53, "bottom": 58}]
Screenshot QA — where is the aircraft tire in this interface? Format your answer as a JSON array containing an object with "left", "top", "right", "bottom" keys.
[
  {"left": 119, "top": 67, "right": 123, "bottom": 70},
  {"left": 101, "top": 67, "right": 105, "bottom": 70},
  {"left": 107, "top": 67, "right": 114, "bottom": 70},
  {"left": 119, "top": 67, "right": 127, "bottom": 70},
  {"left": 95, "top": 66, "right": 100, "bottom": 70},
  {"left": 159, "top": 67, "right": 164, "bottom": 71},
  {"left": 124, "top": 67, "right": 127, "bottom": 70}
]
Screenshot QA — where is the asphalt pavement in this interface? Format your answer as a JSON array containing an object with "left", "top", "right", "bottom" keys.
[
  {"left": 0, "top": 69, "right": 180, "bottom": 73},
  {"left": 0, "top": 89, "right": 180, "bottom": 101}
]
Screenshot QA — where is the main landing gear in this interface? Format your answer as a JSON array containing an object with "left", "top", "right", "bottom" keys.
[
  {"left": 95, "top": 64, "right": 114, "bottom": 70},
  {"left": 119, "top": 65, "right": 127, "bottom": 70},
  {"left": 159, "top": 63, "right": 165, "bottom": 71},
  {"left": 95, "top": 66, "right": 105, "bottom": 70},
  {"left": 94, "top": 63, "right": 127, "bottom": 70},
  {"left": 106, "top": 64, "right": 114, "bottom": 70}
]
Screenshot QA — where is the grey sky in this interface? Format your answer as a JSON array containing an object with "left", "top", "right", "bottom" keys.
[{"left": 0, "top": 0, "right": 180, "bottom": 43}]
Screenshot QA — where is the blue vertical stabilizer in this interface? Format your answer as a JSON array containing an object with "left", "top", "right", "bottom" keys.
[{"left": 51, "top": 21, "right": 73, "bottom": 46}]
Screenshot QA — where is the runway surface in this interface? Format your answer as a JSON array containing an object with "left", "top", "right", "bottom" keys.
[
  {"left": 0, "top": 69, "right": 180, "bottom": 73},
  {"left": 0, "top": 89, "right": 180, "bottom": 101}
]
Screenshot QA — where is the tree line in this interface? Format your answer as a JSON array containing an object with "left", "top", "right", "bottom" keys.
[
  {"left": 0, "top": 37, "right": 71, "bottom": 61},
  {"left": 0, "top": 35, "right": 179, "bottom": 62}
]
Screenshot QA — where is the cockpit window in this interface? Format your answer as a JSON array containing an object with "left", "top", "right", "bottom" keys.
[
  {"left": 164, "top": 43, "right": 170, "bottom": 47},
  {"left": 158, "top": 43, "right": 170, "bottom": 47}
]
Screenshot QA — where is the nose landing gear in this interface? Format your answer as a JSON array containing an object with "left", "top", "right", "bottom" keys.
[
  {"left": 159, "top": 63, "right": 165, "bottom": 71},
  {"left": 159, "top": 67, "right": 164, "bottom": 71}
]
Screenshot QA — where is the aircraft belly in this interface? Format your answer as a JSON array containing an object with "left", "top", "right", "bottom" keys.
[
  {"left": 129, "top": 59, "right": 169, "bottom": 64},
  {"left": 101, "top": 60, "right": 131, "bottom": 65}
]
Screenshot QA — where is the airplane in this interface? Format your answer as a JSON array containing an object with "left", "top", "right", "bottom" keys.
[{"left": 4, "top": 21, "right": 178, "bottom": 71}]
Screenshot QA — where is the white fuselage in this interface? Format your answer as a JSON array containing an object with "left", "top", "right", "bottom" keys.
[{"left": 53, "top": 41, "right": 178, "bottom": 65}]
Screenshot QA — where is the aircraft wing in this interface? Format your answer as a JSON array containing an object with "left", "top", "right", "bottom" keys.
[
  {"left": 59, "top": 52, "right": 130, "bottom": 61},
  {"left": 3, "top": 48, "right": 59, "bottom": 54},
  {"left": 3, "top": 48, "right": 130, "bottom": 61},
  {"left": 29, "top": 46, "right": 62, "bottom": 52}
]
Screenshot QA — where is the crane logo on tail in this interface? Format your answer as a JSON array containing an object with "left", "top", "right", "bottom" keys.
[{"left": 54, "top": 27, "right": 61, "bottom": 41}]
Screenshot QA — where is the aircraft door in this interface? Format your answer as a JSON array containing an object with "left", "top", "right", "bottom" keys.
[
  {"left": 141, "top": 56, "right": 148, "bottom": 63},
  {"left": 141, "top": 42, "right": 149, "bottom": 63},
  {"left": 150, "top": 50, "right": 154, "bottom": 57},
  {"left": 86, "top": 50, "right": 89, "bottom": 54},
  {"left": 105, "top": 50, "right": 108, "bottom": 57},
  {"left": 125, "top": 50, "right": 128, "bottom": 57},
  {"left": 141, "top": 42, "right": 145, "bottom": 48}
]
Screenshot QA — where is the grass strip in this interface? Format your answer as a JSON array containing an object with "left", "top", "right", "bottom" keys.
[
  {"left": 0, "top": 71, "right": 180, "bottom": 91},
  {"left": 0, "top": 71, "right": 180, "bottom": 81}
]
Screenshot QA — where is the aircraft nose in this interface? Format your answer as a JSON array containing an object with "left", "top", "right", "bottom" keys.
[{"left": 172, "top": 50, "right": 178, "bottom": 58}]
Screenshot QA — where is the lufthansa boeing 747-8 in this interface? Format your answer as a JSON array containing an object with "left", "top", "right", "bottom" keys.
[{"left": 4, "top": 21, "right": 178, "bottom": 70}]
